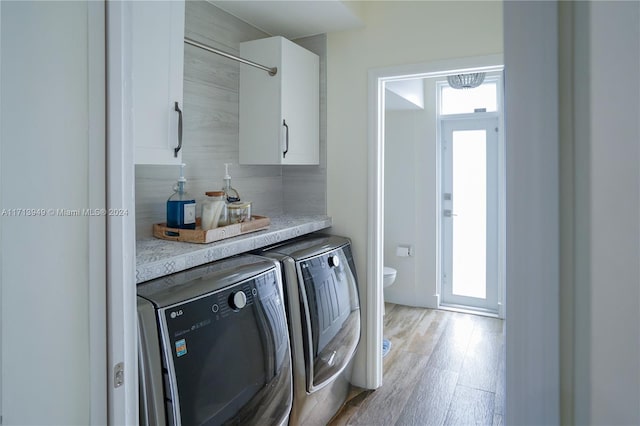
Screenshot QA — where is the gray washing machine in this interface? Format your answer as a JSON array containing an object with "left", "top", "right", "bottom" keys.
[
  {"left": 259, "top": 235, "right": 361, "bottom": 425},
  {"left": 137, "top": 255, "right": 293, "bottom": 426}
]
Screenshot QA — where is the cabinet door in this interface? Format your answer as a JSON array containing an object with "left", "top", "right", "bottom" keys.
[
  {"left": 280, "top": 39, "right": 319, "bottom": 165},
  {"left": 239, "top": 36, "right": 319, "bottom": 165},
  {"left": 132, "top": 0, "right": 185, "bottom": 165}
]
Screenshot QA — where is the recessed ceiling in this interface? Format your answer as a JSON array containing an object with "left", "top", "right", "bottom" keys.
[
  {"left": 210, "top": 0, "right": 364, "bottom": 39},
  {"left": 385, "top": 90, "right": 421, "bottom": 111},
  {"left": 386, "top": 79, "right": 425, "bottom": 111}
]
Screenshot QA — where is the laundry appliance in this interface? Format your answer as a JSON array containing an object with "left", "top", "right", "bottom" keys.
[
  {"left": 260, "top": 235, "right": 361, "bottom": 425},
  {"left": 137, "top": 255, "right": 292, "bottom": 426}
]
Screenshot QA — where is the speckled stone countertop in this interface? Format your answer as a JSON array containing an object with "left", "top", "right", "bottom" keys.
[{"left": 136, "top": 214, "right": 332, "bottom": 283}]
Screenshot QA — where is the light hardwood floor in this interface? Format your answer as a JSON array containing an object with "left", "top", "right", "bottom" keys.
[{"left": 329, "top": 304, "right": 505, "bottom": 426}]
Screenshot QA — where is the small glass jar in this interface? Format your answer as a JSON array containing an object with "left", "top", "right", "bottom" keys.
[
  {"left": 201, "top": 191, "right": 228, "bottom": 230},
  {"left": 227, "top": 201, "right": 252, "bottom": 224}
]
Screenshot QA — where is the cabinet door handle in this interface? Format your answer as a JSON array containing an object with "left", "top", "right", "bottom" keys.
[
  {"left": 174, "top": 101, "right": 183, "bottom": 158},
  {"left": 282, "top": 119, "right": 289, "bottom": 159}
]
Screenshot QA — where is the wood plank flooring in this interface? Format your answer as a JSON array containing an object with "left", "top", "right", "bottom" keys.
[{"left": 329, "top": 304, "right": 505, "bottom": 426}]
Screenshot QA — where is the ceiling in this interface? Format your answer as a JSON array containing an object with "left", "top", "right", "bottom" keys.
[
  {"left": 386, "top": 79, "right": 425, "bottom": 111},
  {"left": 210, "top": 0, "right": 364, "bottom": 39}
]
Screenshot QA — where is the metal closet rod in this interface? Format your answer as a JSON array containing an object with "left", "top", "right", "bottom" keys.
[{"left": 184, "top": 37, "right": 278, "bottom": 76}]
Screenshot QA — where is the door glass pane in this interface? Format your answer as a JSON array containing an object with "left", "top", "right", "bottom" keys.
[
  {"left": 452, "top": 130, "right": 486, "bottom": 299},
  {"left": 441, "top": 82, "right": 497, "bottom": 115}
]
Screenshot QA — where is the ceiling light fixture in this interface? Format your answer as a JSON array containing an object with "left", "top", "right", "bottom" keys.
[{"left": 447, "top": 72, "right": 486, "bottom": 89}]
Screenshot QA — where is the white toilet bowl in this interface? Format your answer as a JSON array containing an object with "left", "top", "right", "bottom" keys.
[{"left": 383, "top": 266, "right": 397, "bottom": 288}]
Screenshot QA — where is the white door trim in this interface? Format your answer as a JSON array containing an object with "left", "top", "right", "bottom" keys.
[
  {"left": 88, "top": 1, "right": 108, "bottom": 423},
  {"left": 106, "top": 2, "right": 138, "bottom": 424},
  {"left": 367, "top": 54, "right": 503, "bottom": 387}
]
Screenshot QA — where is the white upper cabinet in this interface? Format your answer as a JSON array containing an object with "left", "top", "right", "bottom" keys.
[
  {"left": 132, "top": 0, "right": 185, "bottom": 165},
  {"left": 239, "top": 36, "right": 319, "bottom": 165}
]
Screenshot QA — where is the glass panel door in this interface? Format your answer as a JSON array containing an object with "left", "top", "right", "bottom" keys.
[{"left": 441, "top": 118, "right": 499, "bottom": 312}]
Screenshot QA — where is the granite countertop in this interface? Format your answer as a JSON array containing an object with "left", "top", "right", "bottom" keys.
[{"left": 136, "top": 214, "right": 332, "bottom": 283}]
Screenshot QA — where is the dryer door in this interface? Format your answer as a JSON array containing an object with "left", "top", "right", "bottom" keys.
[{"left": 297, "top": 244, "right": 361, "bottom": 393}]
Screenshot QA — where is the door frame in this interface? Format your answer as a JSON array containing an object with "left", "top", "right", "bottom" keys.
[
  {"left": 367, "top": 54, "right": 504, "bottom": 388},
  {"left": 106, "top": 2, "right": 138, "bottom": 424},
  {"left": 439, "top": 114, "right": 502, "bottom": 315},
  {"left": 436, "top": 72, "right": 505, "bottom": 319}
]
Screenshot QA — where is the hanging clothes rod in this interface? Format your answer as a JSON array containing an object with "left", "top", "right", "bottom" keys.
[{"left": 184, "top": 37, "right": 278, "bottom": 76}]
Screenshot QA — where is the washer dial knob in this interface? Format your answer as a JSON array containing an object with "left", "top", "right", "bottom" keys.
[
  {"left": 328, "top": 255, "right": 340, "bottom": 268},
  {"left": 229, "top": 291, "right": 247, "bottom": 310}
]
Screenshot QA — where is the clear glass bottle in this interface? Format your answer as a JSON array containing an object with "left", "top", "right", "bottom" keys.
[
  {"left": 222, "top": 163, "right": 240, "bottom": 203},
  {"left": 201, "top": 191, "right": 228, "bottom": 230},
  {"left": 166, "top": 164, "right": 196, "bottom": 229},
  {"left": 227, "top": 201, "right": 252, "bottom": 224}
]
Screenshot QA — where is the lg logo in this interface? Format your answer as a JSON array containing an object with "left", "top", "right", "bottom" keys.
[{"left": 170, "top": 310, "right": 184, "bottom": 319}]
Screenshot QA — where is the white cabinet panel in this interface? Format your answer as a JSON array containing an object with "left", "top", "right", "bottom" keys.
[
  {"left": 132, "top": 0, "right": 185, "bottom": 165},
  {"left": 240, "top": 36, "right": 319, "bottom": 165}
]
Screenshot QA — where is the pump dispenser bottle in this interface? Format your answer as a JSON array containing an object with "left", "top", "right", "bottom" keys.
[
  {"left": 167, "top": 163, "right": 196, "bottom": 229},
  {"left": 221, "top": 163, "right": 240, "bottom": 203}
]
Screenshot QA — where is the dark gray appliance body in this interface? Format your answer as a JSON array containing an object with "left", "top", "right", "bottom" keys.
[
  {"left": 260, "top": 235, "right": 361, "bottom": 425},
  {"left": 137, "top": 255, "right": 292, "bottom": 426}
]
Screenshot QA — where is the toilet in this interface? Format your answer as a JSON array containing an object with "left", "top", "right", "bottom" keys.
[
  {"left": 383, "top": 266, "right": 397, "bottom": 288},
  {"left": 382, "top": 266, "right": 397, "bottom": 357}
]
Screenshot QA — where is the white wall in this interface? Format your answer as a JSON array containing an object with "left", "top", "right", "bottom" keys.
[
  {"left": 327, "top": 1, "right": 502, "bottom": 386},
  {"left": 384, "top": 110, "right": 422, "bottom": 305},
  {"left": 504, "top": 2, "right": 560, "bottom": 423},
  {"left": 575, "top": 2, "right": 640, "bottom": 423},
  {"left": 0, "top": 2, "right": 106, "bottom": 423},
  {"left": 506, "top": 1, "right": 640, "bottom": 424},
  {"left": 383, "top": 80, "right": 437, "bottom": 308}
]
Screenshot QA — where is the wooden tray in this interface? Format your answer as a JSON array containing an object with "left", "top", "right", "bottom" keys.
[{"left": 153, "top": 215, "right": 270, "bottom": 244}]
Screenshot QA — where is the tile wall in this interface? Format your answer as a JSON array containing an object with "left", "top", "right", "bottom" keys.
[{"left": 135, "top": 1, "right": 327, "bottom": 238}]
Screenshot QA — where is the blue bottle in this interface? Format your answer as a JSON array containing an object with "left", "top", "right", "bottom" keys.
[{"left": 167, "top": 163, "right": 196, "bottom": 229}]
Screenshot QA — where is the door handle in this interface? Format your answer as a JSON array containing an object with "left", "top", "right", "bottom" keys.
[
  {"left": 282, "top": 119, "right": 289, "bottom": 159},
  {"left": 174, "top": 101, "right": 183, "bottom": 157},
  {"left": 444, "top": 209, "right": 458, "bottom": 217}
]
